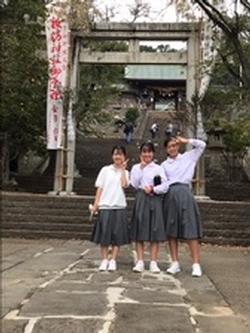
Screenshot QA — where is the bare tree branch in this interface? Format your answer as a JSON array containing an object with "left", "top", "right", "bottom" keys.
[
  {"left": 128, "top": 0, "right": 151, "bottom": 23},
  {"left": 240, "top": 0, "right": 250, "bottom": 12},
  {"left": 192, "top": 0, "right": 250, "bottom": 87},
  {"left": 234, "top": 0, "right": 241, "bottom": 32},
  {"left": 194, "top": 0, "right": 233, "bottom": 35},
  {"left": 217, "top": 48, "right": 242, "bottom": 82}
]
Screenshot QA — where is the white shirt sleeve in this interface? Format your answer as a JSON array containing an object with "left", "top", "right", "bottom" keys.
[
  {"left": 130, "top": 165, "right": 142, "bottom": 189},
  {"left": 95, "top": 167, "right": 106, "bottom": 188},
  {"left": 153, "top": 166, "right": 169, "bottom": 194},
  {"left": 185, "top": 139, "right": 206, "bottom": 163}
]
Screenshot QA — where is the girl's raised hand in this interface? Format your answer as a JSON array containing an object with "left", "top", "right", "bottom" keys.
[
  {"left": 122, "top": 159, "right": 129, "bottom": 170},
  {"left": 176, "top": 136, "right": 189, "bottom": 145}
]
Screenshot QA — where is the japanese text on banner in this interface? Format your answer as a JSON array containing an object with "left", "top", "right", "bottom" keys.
[{"left": 46, "top": 15, "right": 70, "bottom": 149}]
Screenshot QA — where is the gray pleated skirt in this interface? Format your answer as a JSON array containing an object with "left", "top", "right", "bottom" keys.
[
  {"left": 91, "top": 208, "right": 130, "bottom": 246},
  {"left": 163, "top": 183, "right": 202, "bottom": 240},
  {"left": 130, "top": 190, "right": 166, "bottom": 242}
]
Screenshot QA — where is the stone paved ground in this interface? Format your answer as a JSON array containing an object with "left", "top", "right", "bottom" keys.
[{"left": 1, "top": 238, "right": 250, "bottom": 333}]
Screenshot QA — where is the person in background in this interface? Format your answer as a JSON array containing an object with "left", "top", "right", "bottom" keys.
[
  {"left": 124, "top": 122, "right": 134, "bottom": 144},
  {"left": 114, "top": 115, "right": 125, "bottom": 133},
  {"left": 150, "top": 123, "right": 159, "bottom": 139}
]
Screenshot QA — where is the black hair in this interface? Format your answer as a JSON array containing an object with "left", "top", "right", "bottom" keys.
[
  {"left": 140, "top": 142, "right": 155, "bottom": 153},
  {"left": 111, "top": 145, "right": 126, "bottom": 156},
  {"left": 164, "top": 136, "right": 176, "bottom": 148}
]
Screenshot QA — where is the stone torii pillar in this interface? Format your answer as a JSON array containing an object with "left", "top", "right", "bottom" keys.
[
  {"left": 186, "top": 27, "right": 207, "bottom": 197},
  {"left": 52, "top": 37, "right": 80, "bottom": 195}
]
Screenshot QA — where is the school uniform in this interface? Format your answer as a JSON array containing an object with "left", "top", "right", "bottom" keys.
[
  {"left": 130, "top": 162, "right": 168, "bottom": 242},
  {"left": 91, "top": 164, "right": 130, "bottom": 246},
  {"left": 162, "top": 139, "right": 206, "bottom": 240}
]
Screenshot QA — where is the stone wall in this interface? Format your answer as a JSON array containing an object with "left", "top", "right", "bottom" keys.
[{"left": 2, "top": 192, "right": 250, "bottom": 246}]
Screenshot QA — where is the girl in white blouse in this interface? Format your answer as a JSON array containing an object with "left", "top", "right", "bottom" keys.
[
  {"left": 162, "top": 136, "right": 206, "bottom": 277},
  {"left": 130, "top": 142, "right": 168, "bottom": 273},
  {"left": 91, "top": 145, "right": 130, "bottom": 272}
]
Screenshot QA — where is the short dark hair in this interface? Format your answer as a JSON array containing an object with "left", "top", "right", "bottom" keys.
[
  {"left": 164, "top": 136, "right": 176, "bottom": 148},
  {"left": 140, "top": 142, "right": 155, "bottom": 153},
  {"left": 111, "top": 145, "right": 126, "bottom": 156}
]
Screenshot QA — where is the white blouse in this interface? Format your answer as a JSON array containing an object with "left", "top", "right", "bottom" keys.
[
  {"left": 161, "top": 139, "right": 206, "bottom": 186},
  {"left": 130, "top": 161, "right": 169, "bottom": 194},
  {"left": 95, "top": 164, "right": 129, "bottom": 209}
]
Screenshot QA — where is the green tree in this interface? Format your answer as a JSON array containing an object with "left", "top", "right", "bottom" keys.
[
  {"left": 222, "top": 119, "right": 250, "bottom": 181},
  {"left": 201, "top": 60, "right": 250, "bottom": 181},
  {"left": 76, "top": 63, "right": 124, "bottom": 135},
  {"left": 75, "top": 41, "right": 127, "bottom": 134},
  {"left": 125, "top": 107, "right": 139, "bottom": 125},
  {"left": 0, "top": 0, "right": 48, "bottom": 175}
]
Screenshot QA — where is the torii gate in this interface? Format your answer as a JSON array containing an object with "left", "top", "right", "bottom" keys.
[{"left": 52, "top": 22, "right": 204, "bottom": 195}]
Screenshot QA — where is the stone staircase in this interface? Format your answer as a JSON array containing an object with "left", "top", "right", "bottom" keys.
[
  {"left": 1, "top": 192, "right": 250, "bottom": 246},
  {"left": 1, "top": 192, "right": 134, "bottom": 240},
  {"left": 142, "top": 111, "right": 176, "bottom": 141},
  {"left": 14, "top": 135, "right": 250, "bottom": 200},
  {"left": 14, "top": 112, "right": 175, "bottom": 194},
  {"left": 6, "top": 113, "right": 250, "bottom": 201}
]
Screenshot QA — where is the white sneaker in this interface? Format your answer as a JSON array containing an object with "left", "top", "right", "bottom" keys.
[
  {"left": 192, "top": 263, "right": 202, "bottom": 277},
  {"left": 133, "top": 260, "right": 145, "bottom": 273},
  {"left": 108, "top": 259, "right": 117, "bottom": 271},
  {"left": 166, "top": 261, "right": 181, "bottom": 275},
  {"left": 149, "top": 261, "right": 161, "bottom": 273},
  {"left": 99, "top": 259, "right": 109, "bottom": 271}
]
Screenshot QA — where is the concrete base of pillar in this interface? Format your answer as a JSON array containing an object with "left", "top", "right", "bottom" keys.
[
  {"left": 58, "top": 191, "right": 77, "bottom": 196},
  {"left": 194, "top": 195, "right": 211, "bottom": 201},
  {"left": 48, "top": 191, "right": 77, "bottom": 196},
  {"left": 48, "top": 191, "right": 59, "bottom": 196}
]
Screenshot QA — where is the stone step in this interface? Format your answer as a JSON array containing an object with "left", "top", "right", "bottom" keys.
[
  {"left": 3, "top": 192, "right": 250, "bottom": 208},
  {"left": 1, "top": 192, "right": 93, "bottom": 203},
  {"left": 2, "top": 228, "right": 249, "bottom": 246},
  {"left": 202, "top": 237, "right": 250, "bottom": 246},
  {"left": 1, "top": 213, "right": 133, "bottom": 223},
  {"left": 2, "top": 197, "right": 135, "bottom": 208},
  {"left": 201, "top": 215, "right": 250, "bottom": 223},
  {"left": 2, "top": 213, "right": 86, "bottom": 223},
  {"left": 203, "top": 221, "right": 250, "bottom": 230},
  {"left": 2, "top": 220, "right": 248, "bottom": 238},
  {"left": 199, "top": 202, "right": 250, "bottom": 211},
  {"left": 1, "top": 221, "right": 93, "bottom": 232},
  {"left": 204, "top": 229, "right": 250, "bottom": 239},
  {"left": 2, "top": 207, "right": 91, "bottom": 216},
  {"left": 1, "top": 228, "right": 92, "bottom": 240},
  {"left": 199, "top": 207, "right": 250, "bottom": 216},
  {"left": 2, "top": 209, "right": 249, "bottom": 225},
  {"left": 2, "top": 212, "right": 248, "bottom": 230},
  {"left": 2, "top": 192, "right": 250, "bottom": 246},
  {"left": 2, "top": 200, "right": 90, "bottom": 209},
  {"left": 3, "top": 199, "right": 249, "bottom": 218}
]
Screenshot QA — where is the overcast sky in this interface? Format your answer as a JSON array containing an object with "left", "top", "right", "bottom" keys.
[
  {"left": 94, "top": 0, "right": 186, "bottom": 48},
  {"left": 94, "top": 0, "right": 177, "bottom": 22},
  {"left": 94, "top": 0, "right": 237, "bottom": 22},
  {"left": 93, "top": 0, "right": 237, "bottom": 49}
]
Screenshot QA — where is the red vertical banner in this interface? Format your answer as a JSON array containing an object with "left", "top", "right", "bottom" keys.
[{"left": 46, "top": 15, "right": 70, "bottom": 149}]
